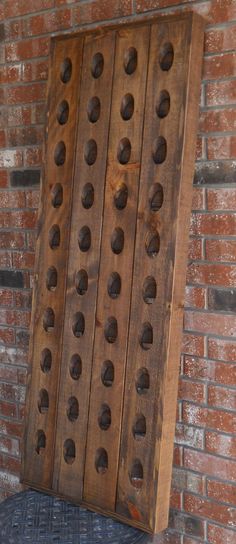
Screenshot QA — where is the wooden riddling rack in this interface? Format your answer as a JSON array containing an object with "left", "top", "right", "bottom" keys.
[{"left": 22, "top": 13, "right": 204, "bottom": 534}]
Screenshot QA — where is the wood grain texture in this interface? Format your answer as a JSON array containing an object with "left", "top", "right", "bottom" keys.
[
  {"left": 52, "top": 31, "right": 116, "bottom": 500},
  {"left": 22, "top": 13, "right": 205, "bottom": 534},
  {"left": 83, "top": 26, "right": 150, "bottom": 511},
  {"left": 116, "top": 14, "right": 205, "bottom": 533},
  {"left": 22, "top": 37, "right": 83, "bottom": 488}
]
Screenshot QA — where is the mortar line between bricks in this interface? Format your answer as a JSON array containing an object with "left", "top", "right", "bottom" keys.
[
  {"left": 174, "top": 488, "right": 236, "bottom": 511},
  {"left": 182, "top": 445, "right": 236, "bottom": 462},
  {"left": 182, "top": 346, "right": 236, "bottom": 358},
  {"left": 170, "top": 506, "right": 236, "bottom": 531},
  {"left": 181, "top": 375, "right": 236, "bottom": 393}
]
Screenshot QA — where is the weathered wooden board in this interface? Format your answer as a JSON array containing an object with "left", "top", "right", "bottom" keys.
[{"left": 22, "top": 12, "right": 204, "bottom": 534}]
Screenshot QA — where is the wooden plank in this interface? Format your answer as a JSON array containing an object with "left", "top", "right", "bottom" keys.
[
  {"left": 22, "top": 13, "right": 205, "bottom": 533},
  {"left": 52, "top": 31, "right": 116, "bottom": 500},
  {"left": 116, "top": 14, "right": 204, "bottom": 533},
  {"left": 22, "top": 37, "right": 83, "bottom": 488},
  {"left": 83, "top": 26, "right": 150, "bottom": 511}
]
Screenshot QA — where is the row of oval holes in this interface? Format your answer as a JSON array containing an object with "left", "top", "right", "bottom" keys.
[{"left": 36, "top": 43, "right": 174, "bottom": 486}]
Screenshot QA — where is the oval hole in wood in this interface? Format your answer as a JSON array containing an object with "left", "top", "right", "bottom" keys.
[
  {"left": 107, "top": 272, "right": 121, "bottom": 299},
  {"left": 146, "top": 231, "right": 160, "bottom": 257},
  {"left": 132, "top": 414, "right": 146, "bottom": 440},
  {"left": 67, "top": 397, "right": 79, "bottom": 422},
  {"left": 98, "top": 404, "right": 111, "bottom": 430},
  {"left": 70, "top": 354, "right": 82, "bottom": 381},
  {"left": 159, "top": 42, "right": 174, "bottom": 71},
  {"left": 114, "top": 183, "right": 128, "bottom": 210},
  {"left": 43, "top": 307, "right": 55, "bottom": 332},
  {"left": 54, "top": 141, "right": 66, "bottom": 166},
  {"left": 38, "top": 389, "right": 49, "bottom": 414},
  {"left": 104, "top": 317, "right": 118, "bottom": 344},
  {"left": 72, "top": 312, "right": 85, "bottom": 338},
  {"left": 87, "top": 96, "right": 101, "bottom": 123},
  {"left": 117, "top": 138, "right": 131, "bottom": 165},
  {"left": 51, "top": 183, "right": 63, "bottom": 208},
  {"left": 63, "top": 439, "right": 76, "bottom": 464},
  {"left": 81, "top": 183, "right": 94, "bottom": 209},
  {"left": 46, "top": 266, "right": 57, "bottom": 291},
  {"left": 111, "top": 227, "right": 124, "bottom": 255},
  {"left": 75, "top": 269, "right": 88, "bottom": 295},
  {"left": 91, "top": 52, "right": 104, "bottom": 79},
  {"left": 149, "top": 183, "right": 163, "bottom": 212},
  {"left": 95, "top": 448, "right": 108, "bottom": 474},
  {"left": 156, "top": 90, "right": 170, "bottom": 118},
  {"left": 60, "top": 57, "right": 72, "bottom": 83},
  {"left": 124, "top": 47, "right": 137, "bottom": 75},
  {"left": 84, "top": 139, "right": 97, "bottom": 166},
  {"left": 120, "top": 93, "right": 134, "bottom": 121},
  {"left": 140, "top": 322, "right": 153, "bottom": 350},
  {"left": 40, "top": 348, "right": 52, "bottom": 373},
  {"left": 136, "top": 368, "right": 150, "bottom": 395},
  {"left": 101, "top": 360, "right": 114, "bottom": 387},
  {"left": 152, "top": 136, "right": 167, "bottom": 164},
  {"left": 36, "top": 430, "right": 46, "bottom": 455},
  {"left": 129, "top": 459, "right": 144, "bottom": 489},
  {"left": 49, "top": 224, "right": 60, "bottom": 250},
  {"left": 78, "top": 226, "right": 91, "bottom": 252},
  {"left": 142, "top": 276, "right": 157, "bottom": 304},
  {"left": 57, "top": 100, "right": 69, "bottom": 125}
]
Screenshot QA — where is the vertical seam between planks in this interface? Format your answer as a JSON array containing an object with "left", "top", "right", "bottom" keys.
[
  {"left": 52, "top": 36, "right": 86, "bottom": 491},
  {"left": 82, "top": 29, "right": 118, "bottom": 497},
  {"left": 115, "top": 23, "right": 152, "bottom": 510}
]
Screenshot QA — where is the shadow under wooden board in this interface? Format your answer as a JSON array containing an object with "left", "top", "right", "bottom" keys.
[{"left": 22, "top": 12, "right": 205, "bottom": 534}]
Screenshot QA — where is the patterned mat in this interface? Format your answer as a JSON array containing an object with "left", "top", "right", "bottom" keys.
[{"left": 0, "top": 490, "right": 152, "bottom": 544}]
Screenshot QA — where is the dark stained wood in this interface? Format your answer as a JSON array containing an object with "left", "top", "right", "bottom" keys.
[
  {"left": 83, "top": 25, "right": 150, "bottom": 511},
  {"left": 21, "top": 36, "right": 83, "bottom": 488},
  {"left": 116, "top": 14, "right": 205, "bottom": 533},
  {"left": 52, "top": 31, "right": 116, "bottom": 500},
  {"left": 22, "top": 12, "right": 205, "bottom": 534}
]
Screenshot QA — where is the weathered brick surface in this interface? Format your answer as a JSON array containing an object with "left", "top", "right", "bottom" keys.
[{"left": 0, "top": 0, "right": 236, "bottom": 541}]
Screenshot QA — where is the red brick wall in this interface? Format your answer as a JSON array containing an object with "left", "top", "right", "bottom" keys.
[{"left": 0, "top": 1, "right": 235, "bottom": 542}]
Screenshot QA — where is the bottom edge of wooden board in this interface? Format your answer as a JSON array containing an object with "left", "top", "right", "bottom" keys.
[{"left": 21, "top": 479, "right": 159, "bottom": 535}]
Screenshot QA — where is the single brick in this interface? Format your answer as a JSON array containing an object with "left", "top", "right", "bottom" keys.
[
  {"left": 74, "top": 0, "right": 132, "bottom": 25},
  {"left": 184, "top": 310, "right": 236, "bottom": 338},
  {"left": 184, "top": 449, "right": 236, "bottom": 482},
  {"left": 206, "top": 240, "right": 236, "bottom": 263},
  {"left": 183, "top": 402, "right": 236, "bottom": 433},
  {"left": 175, "top": 423, "right": 204, "bottom": 450},
  {"left": 208, "top": 338, "right": 236, "bottom": 362},
  {"left": 199, "top": 109, "right": 236, "bottom": 133},
  {"left": 184, "top": 356, "right": 236, "bottom": 387},
  {"left": 0, "top": 271, "right": 24, "bottom": 288},
  {"left": 187, "top": 263, "right": 236, "bottom": 288},
  {"left": 185, "top": 286, "right": 205, "bottom": 309},
  {"left": 10, "top": 169, "right": 41, "bottom": 187},
  {"left": 208, "top": 288, "right": 236, "bottom": 312},
  {"left": 206, "top": 80, "right": 236, "bottom": 106},
  {"left": 207, "top": 136, "right": 236, "bottom": 160},
  {"left": 208, "top": 523, "right": 236, "bottom": 544},
  {"left": 207, "top": 188, "right": 236, "bottom": 211},
  {"left": 182, "top": 333, "right": 205, "bottom": 357},
  {"left": 205, "top": 431, "right": 236, "bottom": 459},
  {"left": 203, "top": 52, "right": 236, "bottom": 80},
  {"left": 169, "top": 510, "right": 205, "bottom": 539},
  {"left": 184, "top": 492, "right": 236, "bottom": 526},
  {"left": 205, "top": 25, "right": 236, "bottom": 53},
  {"left": 178, "top": 378, "right": 205, "bottom": 403},
  {"left": 208, "top": 384, "right": 236, "bottom": 411},
  {"left": 194, "top": 161, "right": 236, "bottom": 185}
]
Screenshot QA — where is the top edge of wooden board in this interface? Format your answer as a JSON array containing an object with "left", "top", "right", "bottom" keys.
[{"left": 52, "top": 12, "right": 205, "bottom": 44}]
